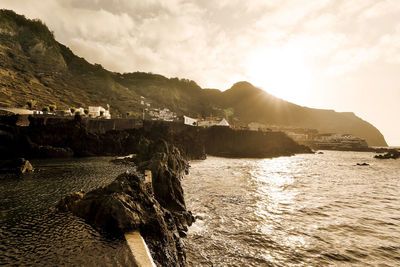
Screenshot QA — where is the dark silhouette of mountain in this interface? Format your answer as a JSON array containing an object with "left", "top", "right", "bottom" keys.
[
  {"left": 0, "top": 9, "right": 387, "bottom": 146},
  {"left": 216, "top": 82, "right": 387, "bottom": 146}
]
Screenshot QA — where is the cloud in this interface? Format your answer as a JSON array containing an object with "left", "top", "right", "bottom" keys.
[{"left": 1, "top": 0, "right": 400, "bottom": 87}]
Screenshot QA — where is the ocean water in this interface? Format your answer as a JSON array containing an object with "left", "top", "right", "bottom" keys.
[
  {"left": 0, "top": 157, "right": 137, "bottom": 266},
  {"left": 1, "top": 152, "right": 399, "bottom": 266},
  {"left": 183, "top": 151, "right": 400, "bottom": 266}
]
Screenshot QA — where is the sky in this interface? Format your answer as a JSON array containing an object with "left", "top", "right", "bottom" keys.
[{"left": 1, "top": 0, "right": 400, "bottom": 145}]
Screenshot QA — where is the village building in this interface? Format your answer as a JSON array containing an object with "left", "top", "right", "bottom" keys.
[
  {"left": 65, "top": 109, "right": 73, "bottom": 116},
  {"left": 147, "top": 108, "right": 177, "bottom": 121},
  {"left": 217, "top": 118, "right": 230, "bottom": 127},
  {"left": 183, "top": 115, "right": 198, "bottom": 126},
  {"left": 88, "top": 106, "right": 111, "bottom": 119},
  {"left": 158, "top": 108, "right": 176, "bottom": 121},
  {"left": 198, "top": 119, "right": 218, "bottom": 127},
  {"left": 285, "top": 132, "right": 309, "bottom": 142},
  {"left": 198, "top": 118, "right": 230, "bottom": 127},
  {"left": 75, "top": 107, "right": 85, "bottom": 115},
  {"left": 312, "top": 133, "right": 368, "bottom": 150}
]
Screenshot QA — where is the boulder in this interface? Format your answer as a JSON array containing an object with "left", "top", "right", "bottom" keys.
[
  {"left": 135, "top": 140, "right": 189, "bottom": 213},
  {"left": 0, "top": 158, "right": 34, "bottom": 174},
  {"left": 374, "top": 150, "right": 400, "bottom": 159},
  {"left": 110, "top": 154, "right": 136, "bottom": 165},
  {"left": 56, "top": 137, "right": 195, "bottom": 266},
  {"left": 56, "top": 171, "right": 191, "bottom": 267}
]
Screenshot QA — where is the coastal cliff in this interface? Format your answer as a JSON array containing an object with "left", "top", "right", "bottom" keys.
[
  {"left": 0, "top": 115, "right": 311, "bottom": 160},
  {"left": 205, "top": 126, "right": 312, "bottom": 158}
]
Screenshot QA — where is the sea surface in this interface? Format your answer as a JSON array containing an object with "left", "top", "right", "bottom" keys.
[
  {"left": 183, "top": 151, "right": 400, "bottom": 266},
  {"left": 0, "top": 151, "right": 399, "bottom": 266},
  {"left": 0, "top": 157, "right": 137, "bottom": 266}
]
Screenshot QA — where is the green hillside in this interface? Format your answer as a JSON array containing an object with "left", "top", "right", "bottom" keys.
[{"left": 0, "top": 9, "right": 387, "bottom": 146}]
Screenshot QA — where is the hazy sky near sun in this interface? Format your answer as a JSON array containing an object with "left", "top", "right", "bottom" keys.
[{"left": 1, "top": 0, "right": 400, "bottom": 145}]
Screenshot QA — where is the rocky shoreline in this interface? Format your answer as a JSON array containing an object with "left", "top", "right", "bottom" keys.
[
  {"left": 57, "top": 139, "right": 193, "bottom": 266},
  {"left": 374, "top": 149, "right": 400, "bottom": 159},
  {"left": 0, "top": 114, "right": 312, "bottom": 266},
  {"left": 0, "top": 157, "right": 34, "bottom": 175},
  {"left": 0, "top": 115, "right": 312, "bottom": 160}
]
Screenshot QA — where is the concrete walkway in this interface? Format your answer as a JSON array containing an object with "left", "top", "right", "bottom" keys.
[{"left": 125, "top": 231, "right": 157, "bottom": 267}]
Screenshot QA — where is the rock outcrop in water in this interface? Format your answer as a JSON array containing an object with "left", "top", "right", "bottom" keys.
[
  {"left": 134, "top": 139, "right": 190, "bottom": 212},
  {"left": 57, "top": 138, "right": 194, "bottom": 266},
  {"left": 0, "top": 158, "right": 34, "bottom": 174},
  {"left": 374, "top": 150, "right": 400, "bottom": 159},
  {"left": 57, "top": 172, "right": 190, "bottom": 266}
]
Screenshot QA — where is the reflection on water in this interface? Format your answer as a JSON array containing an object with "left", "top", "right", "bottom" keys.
[
  {"left": 183, "top": 151, "right": 400, "bottom": 266},
  {"left": 252, "top": 158, "right": 301, "bottom": 254},
  {"left": 0, "top": 157, "right": 137, "bottom": 266},
  {"left": 1, "top": 152, "right": 399, "bottom": 266}
]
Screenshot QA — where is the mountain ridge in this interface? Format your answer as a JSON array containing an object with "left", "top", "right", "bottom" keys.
[{"left": 0, "top": 9, "right": 387, "bottom": 146}]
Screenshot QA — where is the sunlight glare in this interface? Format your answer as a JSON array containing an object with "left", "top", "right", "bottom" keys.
[{"left": 246, "top": 46, "right": 313, "bottom": 106}]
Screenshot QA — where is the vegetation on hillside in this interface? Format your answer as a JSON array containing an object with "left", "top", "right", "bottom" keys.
[{"left": 0, "top": 9, "right": 55, "bottom": 47}]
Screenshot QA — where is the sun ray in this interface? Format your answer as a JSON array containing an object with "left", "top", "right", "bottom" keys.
[{"left": 246, "top": 46, "right": 314, "bottom": 105}]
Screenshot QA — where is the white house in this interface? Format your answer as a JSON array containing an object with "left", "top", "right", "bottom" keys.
[
  {"left": 198, "top": 118, "right": 229, "bottom": 127},
  {"left": 316, "top": 133, "right": 341, "bottom": 142},
  {"left": 75, "top": 107, "right": 85, "bottom": 115},
  {"left": 286, "top": 132, "right": 308, "bottom": 141},
  {"left": 61, "top": 109, "right": 72, "bottom": 116},
  {"left": 183, "top": 115, "right": 197, "bottom": 126},
  {"left": 159, "top": 108, "right": 176, "bottom": 121},
  {"left": 88, "top": 106, "right": 111, "bottom": 119},
  {"left": 217, "top": 118, "right": 230, "bottom": 127}
]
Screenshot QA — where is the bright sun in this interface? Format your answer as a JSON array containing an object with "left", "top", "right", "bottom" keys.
[{"left": 246, "top": 46, "right": 313, "bottom": 106}]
